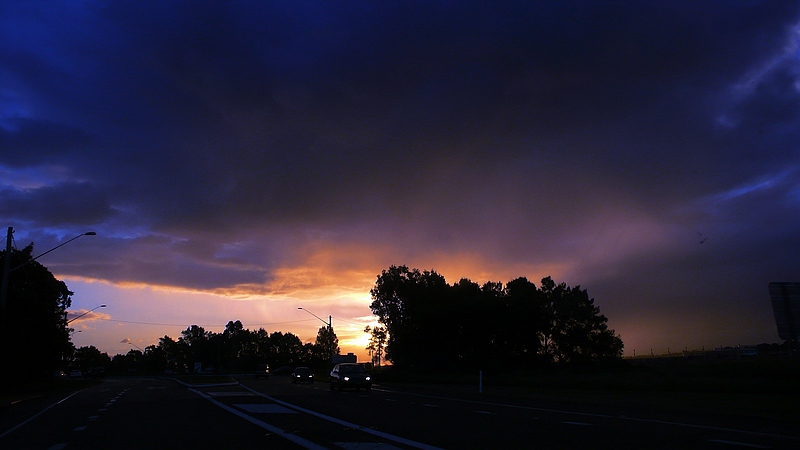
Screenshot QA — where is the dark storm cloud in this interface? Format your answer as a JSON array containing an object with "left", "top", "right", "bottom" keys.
[
  {"left": 0, "top": 118, "right": 93, "bottom": 165},
  {"left": 6, "top": 2, "right": 797, "bottom": 221},
  {"left": 0, "top": 182, "right": 113, "bottom": 227},
  {"left": 2, "top": 1, "right": 800, "bottom": 350}
]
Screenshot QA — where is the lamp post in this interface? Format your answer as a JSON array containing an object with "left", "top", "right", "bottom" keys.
[
  {"left": 127, "top": 342, "right": 144, "bottom": 352},
  {"left": 1, "top": 228, "right": 97, "bottom": 315},
  {"left": 297, "top": 307, "right": 331, "bottom": 329},
  {"left": 298, "top": 307, "right": 334, "bottom": 360},
  {"left": 67, "top": 304, "right": 106, "bottom": 324}
]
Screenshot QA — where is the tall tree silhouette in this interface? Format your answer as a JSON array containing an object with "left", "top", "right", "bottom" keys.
[
  {"left": 0, "top": 245, "right": 73, "bottom": 380},
  {"left": 370, "top": 265, "right": 623, "bottom": 370}
]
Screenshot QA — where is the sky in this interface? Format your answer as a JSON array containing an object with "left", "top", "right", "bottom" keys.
[{"left": 2, "top": 1, "right": 800, "bottom": 360}]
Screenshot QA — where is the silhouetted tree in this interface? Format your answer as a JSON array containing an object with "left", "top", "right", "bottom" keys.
[
  {"left": 179, "top": 325, "right": 212, "bottom": 370},
  {"left": 539, "top": 277, "right": 623, "bottom": 363},
  {"left": 157, "top": 335, "right": 185, "bottom": 372},
  {"left": 313, "top": 325, "right": 339, "bottom": 363},
  {"left": 369, "top": 265, "right": 623, "bottom": 371},
  {"left": 268, "top": 331, "right": 306, "bottom": 367},
  {"left": 250, "top": 327, "right": 272, "bottom": 364},
  {"left": 221, "top": 320, "right": 248, "bottom": 370},
  {"left": 364, "top": 325, "right": 387, "bottom": 367},
  {"left": 0, "top": 245, "right": 74, "bottom": 381},
  {"left": 72, "top": 345, "right": 111, "bottom": 372},
  {"left": 369, "top": 265, "right": 448, "bottom": 368}
]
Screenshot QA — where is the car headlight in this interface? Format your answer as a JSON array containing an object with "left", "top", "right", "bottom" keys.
[
  {"left": 365, "top": 376, "right": 371, "bottom": 381},
  {"left": 343, "top": 376, "right": 350, "bottom": 381}
]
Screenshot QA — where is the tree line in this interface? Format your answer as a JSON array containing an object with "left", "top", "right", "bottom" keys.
[
  {"left": 369, "top": 265, "right": 624, "bottom": 370},
  {"left": 2, "top": 242, "right": 622, "bottom": 380},
  {"left": 1, "top": 243, "right": 342, "bottom": 380},
  {"left": 71, "top": 320, "right": 340, "bottom": 375}
]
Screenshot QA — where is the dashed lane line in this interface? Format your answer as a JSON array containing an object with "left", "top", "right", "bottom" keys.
[{"left": 0, "top": 391, "right": 82, "bottom": 439}]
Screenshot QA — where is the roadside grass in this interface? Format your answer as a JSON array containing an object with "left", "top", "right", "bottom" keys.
[{"left": 372, "top": 357, "right": 800, "bottom": 423}]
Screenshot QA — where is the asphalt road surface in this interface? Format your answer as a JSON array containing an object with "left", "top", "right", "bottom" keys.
[{"left": 2, "top": 376, "right": 798, "bottom": 449}]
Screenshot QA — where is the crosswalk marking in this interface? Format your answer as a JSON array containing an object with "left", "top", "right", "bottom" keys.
[
  {"left": 208, "top": 391, "right": 255, "bottom": 397},
  {"left": 234, "top": 403, "right": 297, "bottom": 413}
]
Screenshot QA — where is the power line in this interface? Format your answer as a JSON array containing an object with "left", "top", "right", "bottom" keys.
[{"left": 99, "top": 318, "right": 316, "bottom": 328}]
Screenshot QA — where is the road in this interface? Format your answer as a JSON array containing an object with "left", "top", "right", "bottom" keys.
[{"left": 2, "top": 375, "right": 798, "bottom": 449}]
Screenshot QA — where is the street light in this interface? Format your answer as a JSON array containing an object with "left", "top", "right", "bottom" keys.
[
  {"left": 297, "top": 307, "right": 331, "bottom": 329},
  {"left": 9, "top": 231, "right": 97, "bottom": 273},
  {"left": 2, "top": 228, "right": 97, "bottom": 314},
  {"left": 67, "top": 304, "right": 106, "bottom": 324},
  {"left": 298, "top": 307, "right": 335, "bottom": 360},
  {"left": 127, "top": 342, "right": 144, "bottom": 352}
]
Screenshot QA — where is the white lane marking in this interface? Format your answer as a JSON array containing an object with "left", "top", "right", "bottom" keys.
[
  {"left": 88, "top": 415, "right": 100, "bottom": 421},
  {"left": 190, "top": 388, "right": 326, "bottom": 450},
  {"left": 371, "top": 387, "right": 799, "bottom": 442},
  {"left": 707, "top": 440, "right": 771, "bottom": 448},
  {"left": 474, "top": 411, "right": 497, "bottom": 415},
  {"left": 562, "top": 421, "right": 592, "bottom": 426},
  {"left": 208, "top": 391, "right": 255, "bottom": 397},
  {"left": 234, "top": 403, "right": 297, "bottom": 413},
  {"left": 422, "top": 404, "right": 438, "bottom": 407},
  {"left": 240, "top": 385, "right": 444, "bottom": 450},
  {"left": 0, "top": 390, "right": 82, "bottom": 438},
  {"left": 73, "top": 426, "right": 87, "bottom": 431}
]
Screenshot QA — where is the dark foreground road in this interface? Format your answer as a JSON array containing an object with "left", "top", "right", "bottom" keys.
[{"left": 2, "top": 375, "right": 799, "bottom": 449}]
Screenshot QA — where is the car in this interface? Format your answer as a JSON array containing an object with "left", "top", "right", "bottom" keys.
[
  {"left": 270, "top": 365, "right": 294, "bottom": 376},
  {"left": 255, "top": 363, "right": 270, "bottom": 379},
  {"left": 329, "top": 363, "right": 371, "bottom": 391},
  {"left": 85, "top": 367, "right": 106, "bottom": 379},
  {"left": 291, "top": 366, "right": 315, "bottom": 383},
  {"left": 69, "top": 369, "right": 82, "bottom": 378}
]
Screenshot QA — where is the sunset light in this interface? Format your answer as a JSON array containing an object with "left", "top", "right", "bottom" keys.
[{"left": 2, "top": 2, "right": 799, "bottom": 364}]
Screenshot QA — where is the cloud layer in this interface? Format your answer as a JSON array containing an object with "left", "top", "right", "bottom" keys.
[{"left": 2, "top": 2, "right": 800, "bottom": 354}]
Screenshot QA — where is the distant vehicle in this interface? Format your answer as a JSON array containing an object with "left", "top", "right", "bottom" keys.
[
  {"left": 329, "top": 363, "right": 371, "bottom": 391},
  {"left": 255, "top": 363, "right": 270, "bottom": 379},
  {"left": 271, "top": 365, "right": 294, "bottom": 376},
  {"left": 69, "top": 369, "right": 82, "bottom": 378},
  {"left": 291, "top": 366, "right": 314, "bottom": 383},
  {"left": 85, "top": 367, "right": 106, "bottom": 379}
]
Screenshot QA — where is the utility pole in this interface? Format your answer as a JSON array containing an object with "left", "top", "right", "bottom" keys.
[{"left": 1, "top": 227, "right": 12, "bottom": 316}]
